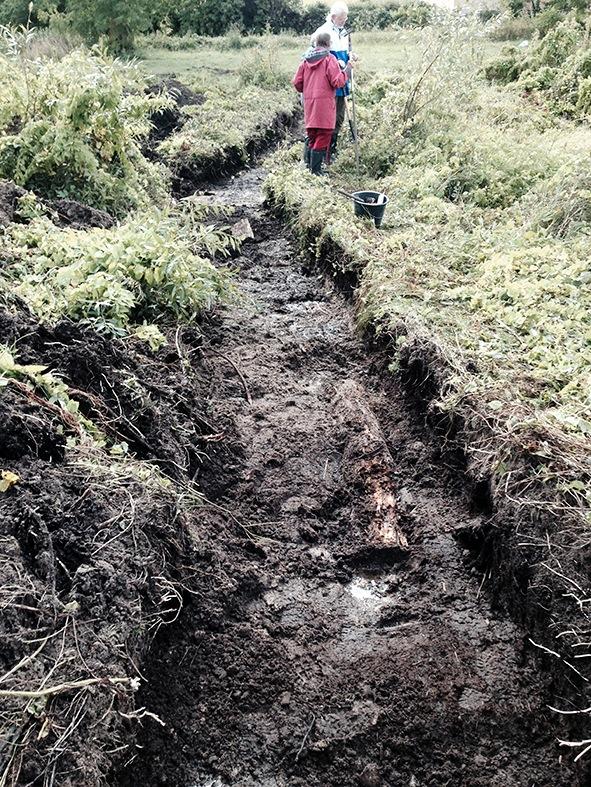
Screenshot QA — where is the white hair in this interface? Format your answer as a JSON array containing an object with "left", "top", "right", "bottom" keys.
[{"left": 329, "top": 2, "right": 348, "bottom": 18}]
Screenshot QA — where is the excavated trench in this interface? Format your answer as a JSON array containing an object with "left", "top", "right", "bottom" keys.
[{"left": 114, "top": 162, "right": 587, "bottom": 787}]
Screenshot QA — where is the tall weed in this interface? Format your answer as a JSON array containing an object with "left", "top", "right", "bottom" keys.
[
  {"left": 0, "top": 29, "right": 168, "bottom": 214},
  {"left": 2, "top": 205, "right": 235, "bottom": 335}
]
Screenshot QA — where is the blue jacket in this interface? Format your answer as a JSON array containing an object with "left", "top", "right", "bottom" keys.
[{"left": 312, "top": 20, "right": 350, "bottom": 97}]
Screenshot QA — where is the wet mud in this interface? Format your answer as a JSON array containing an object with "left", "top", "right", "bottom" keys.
[{"left": 114, "top": 165, "right": 587, "bottom": 787}]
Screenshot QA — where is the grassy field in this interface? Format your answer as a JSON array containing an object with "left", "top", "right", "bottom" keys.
[{"left": 139, "top": 29, "right": 508, "bottom": 83}]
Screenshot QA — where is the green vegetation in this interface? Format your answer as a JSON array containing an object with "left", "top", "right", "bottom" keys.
[
  {"left": 0, "top": 0, "right": 435, "bottom": 52},
  {"left": 2, "top": 205, "right": 235, "bottom": 337},
  {"left": 141, "top": 28, "right": 509, "bottom": 85},
  {"left": 159, "top": 84, "right": 291, "bottom": 169},
  {"left": 0, "top": 31, "right": 254, "bottom": 350},
  {"left": 0, "top": 29, "right": 167, "bottom": 214},
  {"left": 486, "top": 15, "right": 591, "bottom": 121},
  {"left": 64, "top": 0, "right": 152, "bottom": 52}
]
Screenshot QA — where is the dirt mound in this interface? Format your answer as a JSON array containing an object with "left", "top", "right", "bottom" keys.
[
  {"left": 0, "top": 178, "right": 115, "bottom": 232},
  {"left": 147, "top": 77, "right": 206, "bottom": 142},
  {"left": 0, "top": 308, "right": 219, "bottom": 479},
  {"left": 49, "top": 198, "right": 114, "bottom": 229}
]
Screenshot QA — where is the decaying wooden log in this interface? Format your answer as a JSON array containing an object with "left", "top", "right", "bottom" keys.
[{"left": 333, "top": 379, "right": 408, "bottom": 551}]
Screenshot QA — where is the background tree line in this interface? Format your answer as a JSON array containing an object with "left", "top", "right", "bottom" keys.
[
  {"left": 0, "top": 0, "right": 432, "bottom": 50},
  {"left": 0, "top": 0, "right": 587, "bottom": 52}
]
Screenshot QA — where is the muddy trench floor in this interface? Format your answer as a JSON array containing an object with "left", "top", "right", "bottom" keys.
[{"left": 115, "top": 166, "right": 585, "bottom": 787}]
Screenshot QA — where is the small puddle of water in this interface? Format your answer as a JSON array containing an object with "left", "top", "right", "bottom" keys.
[{"left": 346, "top": 575, "right": 392, "bottom": 604}]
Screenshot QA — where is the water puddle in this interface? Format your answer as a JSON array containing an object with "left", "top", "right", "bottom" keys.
[
  {"left": 347, "top": 576, "right": 386, "bottom": 602},
  {"left": 346, "top": 569, "right": 398, "bottom": 603}
]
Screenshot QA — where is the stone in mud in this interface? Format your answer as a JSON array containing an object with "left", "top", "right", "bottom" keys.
[
  {"left": 398, "top": 486, "right": 415, "bottom": 507},
  {"left": 231, "top": 217, "right": 254, "bottom": 241}
]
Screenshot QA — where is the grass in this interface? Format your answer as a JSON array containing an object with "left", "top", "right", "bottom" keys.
[
  {"left": 267, "top": 88, "right": 591, "bottom": 475},
  {"left": 140, "top": 29, "right": 510, "bottom": 84},
  {"left": 158, "top": 82, "right": 296, "bottom": 171}
]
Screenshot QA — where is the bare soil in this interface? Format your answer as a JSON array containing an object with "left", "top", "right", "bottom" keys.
[
  {"left": 0, "top": 304, "right": 221, "bottom": 784},
  {"left": 110, "top": 166, "right": 589, "bottom": 787}
]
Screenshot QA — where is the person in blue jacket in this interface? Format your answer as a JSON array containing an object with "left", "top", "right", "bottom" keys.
[{"left": 312, "top": 2, "right": 357, "bottom": 161}]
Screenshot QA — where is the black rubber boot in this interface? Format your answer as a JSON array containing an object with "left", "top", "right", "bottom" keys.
[
  {"left": 303, "top": 137, "right": 310, "bottom": 168},
  {"left": 310, "top": 148, "right": 328, "bottom": 176},
  {"left": 329, "top": 134, "right": 338, "bottom": 163}
]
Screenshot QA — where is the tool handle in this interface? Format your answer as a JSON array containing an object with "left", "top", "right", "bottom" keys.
[
  {"left": 334, "top": 188, "right": 367, "bottom": 206},
  {"left": 347, "top": 31, "right": 360, "bottom": 170}
]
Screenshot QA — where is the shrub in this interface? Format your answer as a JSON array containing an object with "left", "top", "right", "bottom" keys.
[
  {"left": 175, "top": 0, "right": 244, "bottom": 36},
  {"left": 488, "top": 15, "right": 536, "bottom": 41},
  {"left": 391, "top": 1, "right": 432, "bottom": 28},
  {"left": 349, "top": 2, "right": 396, "bottom": 30},
  {"left": 300, "top": 2, "right": 328, "bottom": 33},
  {"left": 516, "top": 62, "right": 556, "bottom": 90},
  {"left": 486, "top": 15, "right": 591, "bottom": 121},
  {"left": 0, "top": 37, "right": 168, "bottom": 214},
  {"left": 529, "top": 13, "right": 581, "bottom": 67},
  {"left": 2, "top": 206, "right": 235, "bottom": 334},
  {"left": 223, "top": 22, "right": 248, "bottom": 48},
  {"left": 138, "top": 0, "right": 432, "bottom": 39},
  {"left": 19, "top": 28, "right": 81, "bottom": 59},
  {"left": 243, "top": 0, "right": 303, "bottom": 33},
  {"left": 522, "top": 161, "right": 591, "bottom": 237},
  {"left": 347, "top": 1, "right": 432, "bottom": 31},
  {"left": 0, "top": 0, "right": 58, "bottom": 26},
  {"left": 534, "top": 5, "right": 564, "bottom": 35},
  {"left": 65, "top": 0, "right": 151, "bottom": 52},
  {"left": 483, "top": 46, "right": 524, "bottom": 83},
  {"left": 542, "top": 47, "right": 591, "bottom": 115},
  {"left": 239, "top": 41, "right": 291, "bottom": 88},
  {"left": 479, "top": 8, "right": 501, "bottom": 22}
]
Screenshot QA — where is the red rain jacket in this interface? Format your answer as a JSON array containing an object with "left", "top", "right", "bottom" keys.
[{"left": 292, "top": 51, "right": 348, "bottom": 130}]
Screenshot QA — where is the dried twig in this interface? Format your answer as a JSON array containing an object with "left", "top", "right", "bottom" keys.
[
  {"left": 204, "top": 346, "right": 252, "bottom": 405},
  {"left": 295, "top": 714, "right": 316, "bottom": 762},
  {"left": 558, "top": 738, "right": 591, "bottom": 762},
  {"left": 0, "top": 676, "right": 136, "bottom": 699}
]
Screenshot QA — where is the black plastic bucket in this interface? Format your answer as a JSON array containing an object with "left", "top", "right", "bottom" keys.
[{"left": 352, "top": 191, "right": 388, "bottom": 228}]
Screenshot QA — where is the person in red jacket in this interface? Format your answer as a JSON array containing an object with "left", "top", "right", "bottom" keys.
[{"left": 292, "top": 32, "right": 351, "bottom": 175}]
